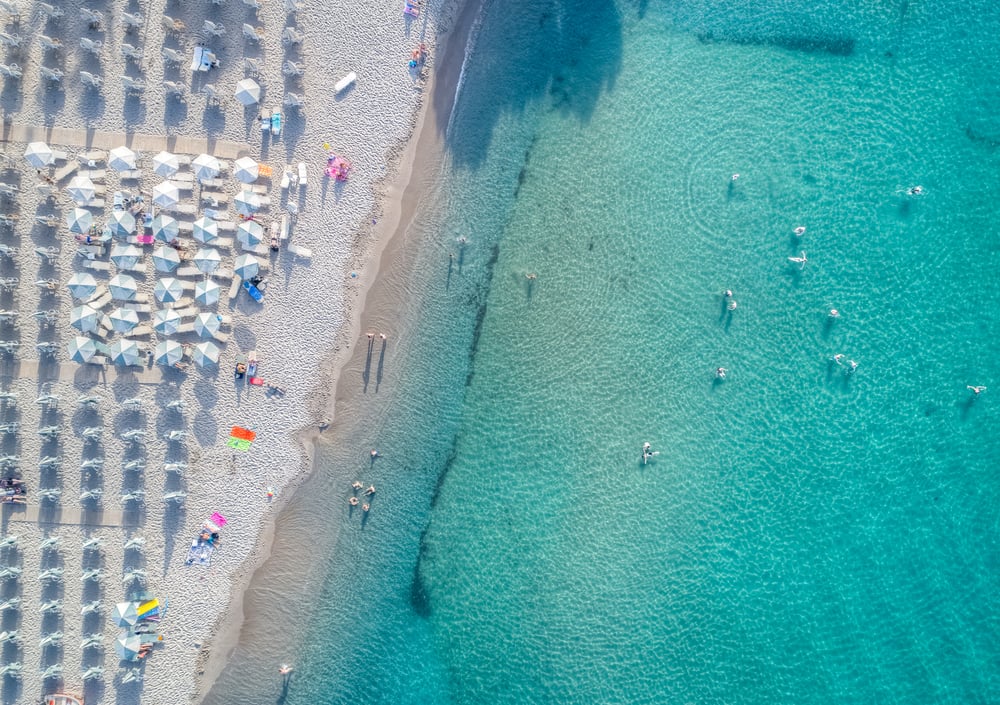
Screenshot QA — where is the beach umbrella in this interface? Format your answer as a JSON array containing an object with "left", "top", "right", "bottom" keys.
[
  {"left": 70, "top": 304, "right": 101, "bottom": 333},
  {"left": 152, "top": 244, "right": 181, "bottom": 272},
  {"left": 152, "top": 181, "right": 180, "bottom": 209},
  {"left": 193, "top": 217, "right": 219, "bottom": 244},
  {"left": 153, "top": 151, "right": 180, "bottom": 177},
  {"left": 193, "top": 247, "right": 221, "bottom": 273},
  {"left": 234, "top": 78, "right": 261, "bottom": 106},
  {"left": 66, "top": 175, "right": 96, "bottom": 204},
  {"left": 109, "top": 146, "right": 137, "bottom": 172},
  {"left": 115, "top": 633, "right": 142, "bottom": 661},
  {"left": 154, "top": 340, "right": 184, "bottom": 367},
  {"left": 233, "top": 157, "right": 259, "bottom": 184},
  {"left": 233, "top": 254, "right": 260, "bottom": 281},
  {"left": 237, "top": 219, "right": 263, "bottom": 247},
  {"left": 109, "top": 210, "right": 136, "bottom": 239},
  {"left": 108, "top": 338, "right": 141, "bottom": 366},
  {"left": 192, "top": 341, "right": 221, "bottom": 367},
  {"left": 192, "top": 154, "right": 220, "bottom": 182},
  {"left": 153, "top": 307, "right": 182, "bottom": 335},
  {"left": 111, "top": 602, "right": 139, "bottom": 627},
  {"left": 154, "top": 277, "right": 185, "bottom": 303},
  {"left": 110, "top": 243, "right": 142, "bottom": 269},
  {"left": 234, "top": 190, "right": 260, "bottom": 216},
  {"left": 108, "top": 307, "right": 139, "bottom": 333},
  {"left": 193, "top": 312, "right": 222, "bottom": 338},
  {"left": 109, "top": 273, "right": 139, "bottom": 301},
  {"left": 67, "top": 336, "right": 98, "bottom": 364},
  {"left": 152, "top": 214, "right": 179, "bottom": 243},
  {"left": 65, "top": 272, "right": 97, "bottom": 300},
  {"left": 24, "top": 141, "right": 54, "bottom": 167},
  {"left": 195, "top": 279, "right": 221, "bottom": 306},
  {"left": 66, "top": 207, "right": 93, "bottom": 234}
]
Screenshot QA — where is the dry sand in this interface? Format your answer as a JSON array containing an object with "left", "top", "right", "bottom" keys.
[{"left": 0, "top": 0, "right": 455, "bottom": 701}]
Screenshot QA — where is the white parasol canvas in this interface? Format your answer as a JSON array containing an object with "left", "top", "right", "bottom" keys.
[
  {"left": 154, "top": 340, "right": 184, "bottom": 366},
  {"left": 192, "top": 341, "right": 221, "bottom": 367},
  {"left": 68, "top": 336, "right": 98, "bottom": 364},
  {"left": 153, "top": 151, "right": 180, "bottom": 177},
  {"left": 115, "top": 633, "right": 142, "bottom": 661},
  {"left": 233, "top": 254, "right": 260, "bottom": 280},
  {"left": 24, "top": 142, "right": 54, "bottom": 168},
  {"left": 110, "top": 243, "right": 142, "bottom": 268},
  {"left": 109, "top": 274, "right": 139, "bottom": 301},
  {"left": 154, "top": 277, "right": 185, "bottom": 303},
  {"left": 237, "top": 219, "right": 263, "bottom": 247},
  {"left": 192, "top": 154, "right": 221, "bottom": 182},
  {"left": 152, "top": 214, "right": 179, "bottom": 243},
  {"left": 108, "top": 307, "right": 140, "bottom": 333},
  {"left": 108, "top": 146, "right": 137, "bottom": 172},
  {"left": 234, "top": 190, "right": 260, "bottom": 216},
  {"left": 233, "top": 156, "right": 259, "bottom": 183},
  {"left": 153, "top": 307, "right": 182, "bottom": 335},
  {"left": 195, "top": 279, "right": 221, "bottom": 306},
  {"left": 108, "top": 338, "right": 141, "bottom": 366},
  {"left": 66, "top": 208, "right": 93, "bottom": 234},
  {"left": 193, "top": 312, "right": 222, "bottom": 338},
  {"left": 152, "top": 181, "right": 180, "bottom": 209},
  {"left": 193, "top": 247, "right": 221, "bottom": 273},
  {"left": 70, "top": 304, "right": 101, "bottom": 333},
  {"left": 66, "top": 273, "right": 97, "bottom": 300},
  {"left": 66, "top": 175, "right": 96, "bottom": 204},
  {"left": 234, "top": 78, "right": 261, "bottom": 106},
  {"left": 152, "top": 244, "right": 181, "bottom": 272},
  {"left": 111, "top": 602, "right": 139, "bottom": 627},
  {"left": 109, "top": 210, "right": 136, "bottom": 239},
  {"left": 193, "top": 217, "right": 219, "bottom": 244}
]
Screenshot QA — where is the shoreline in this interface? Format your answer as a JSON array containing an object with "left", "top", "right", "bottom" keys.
[{"left": 193, "top": 0, "right": 482, "bottom": 699}]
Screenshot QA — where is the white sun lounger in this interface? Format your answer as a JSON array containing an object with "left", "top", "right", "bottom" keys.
[
  {"left": 83, "top": 260, "right": 112, "bottom": 273},
  {"left": 279, "top": 215, "right": 289, "bottom": 241},
  {"left": 286, "top": 243, "right": 311, "bottom": 258},
  {"left": 249, "top": 184, "right": 269, "bottom": 195},
  {"left": 215, "top": 222, "right": 236, "bottom": 234},
  {"left": 122, "top": 303, "right": 152, "bottom": 314},
  {"left": 78, "top": 169, "right": 107, "bottom": 181},
  {"left": 120, "top": 263, "right": 148, "bottom": 274},
  {"left": 165, "top": 203, "right": 197, "bottom": 216},
  {"left": 228, "top": 276, "right": 242, "bottom": 299},
  {"left": 53, "top": 162, "right": 78, "bottom": 183},
  {"left": 170, "top": 172, "right": 195, "bottom": 185},
  {"left": 82, "top": 284, "right": 109, "bottom": 304},
  {"left": 242, "top": 243, "right": 269, "bottom": 256},
  {"left": 125, "top": 324, "right": 153, "bottom": 336},
  {"left": 78, "top": 150, "right": 107, "bottom": 164},
  {"left": 119, "top": 169, "right": 142, "bottom": 180},
  {"left": 174, "top": 266, "right": 201, "bottom": 278}
]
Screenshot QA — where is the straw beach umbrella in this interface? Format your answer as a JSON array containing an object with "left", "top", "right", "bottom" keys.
[
  {"left": 233, "top": 254, "right": 260, "bottom": 280},
  {"left": 110, "top": 243, "right": 142, "bottom": 269},
  {"left": 154, "top": 277, "right": 185, "bottom": 304},
  {"left": 237, "top": 219, "right": 263, "bottom": 247},
  {"left": 24, "top": 142, "right": 54, "bottom": 168},
  {"left": 234, "top": 78, "right": 261, "bottom": 106},
  {"left": 109, "top": 146, "right": 137, "bottom": 172},
  {"left": 153, "top": 151, "right": 180, "bottom": 177},
  {"left": 70, "top": 304, "right": 101, "bottom": 333},
  {"left": 152, "top": 214, "right": 179, "bottom": 243},
  {"left": 108, "top": 307, "right": 139, "bottom": 333},
  {"left": 109, "top": 274, "right": 139, "bottom": 301},
  {"left": 109, "top": 211, "right": 136, "bottom": 239},
  {"left": 108, "top": 338, "right": 141, "bottom": 366},
  {"left": 192, "top": 154, "right": 220, "bottom": 182},
  {"left": 195, "top": 279, "right": 221, "bottom": 306},
  {"left": 233, "top": 157, "right": 259, "bottom": 183},
  {"left": 111, "top": 602, "right": 139, "bottom": 627},
  {"left": 66, "top": 208, "right": 93, "bottom": 234},
  {"left": 152, "top": 181, "right": 180, "bottom": 209},
  {"left": 193, "top": 247, "right": 221, "bottom": 273},
  {"left": 192, "top": 341, "right": 221, "bottom": 367},
  {"left": 234, "top": 190, "right": 260, "bottom": 216},
  {"left": 193, "top": 312, "right": 221, "bottom": 338},
  {"left": 154, "top": 340, "right": 184, "bottom": 366},
  {"left": 66, "top": 273, "right": 97, "bottom": 300},
  {"left": 152, "top": 245, "right": 181, "bottom": 273},
  {"left": 66, "top": 175, "right": 96, "bottom": 204},
  {"left": 193, "top": 217, "right": 219, "bottom": 244},
  {"left": 115, "top": 633, "right": 142, "bottom": 661},
  {"left": 68, "top": 336, "right": 98, "bottom": 364},
  {"left": 153, "top": 308, "right": 182, "bottom": 335}
]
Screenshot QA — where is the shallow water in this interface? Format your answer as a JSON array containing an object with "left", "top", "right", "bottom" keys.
[{"left": 206, "top": 0, "right": 1000, "bottom": 702}]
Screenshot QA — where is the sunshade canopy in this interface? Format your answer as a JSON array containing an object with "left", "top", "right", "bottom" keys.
[
  {"left": 66, "top": 175, "right": 96, "bottom": 204},
  {"left": 234, "top": 190, "right": 260, "bottom": 216},
  {"left": 152, "top": 181, "right": 180, "bottom": 208},
  {"left": 237, "top": 219, "right": 264, "bottom": 246},
  {"left": 233, "top": 254, "right": 260, "bottom": 280},
  {"left": 193, "top": 217, "right": 219, "bottom": 244},
  {"left": 152, "top": 244, "right": 181, "bottom": 272},
  {"left": 110, "top": 243, "right": 142, "bottom": 268},
  {"left": 234, "top": 78, "right": 261, "bottom": 106},
  {"left": 194, "top": 312, "right": 221, "bottom": 337},
  {"left": 195, "top": 279, "right": 221, "bottom": 306},
  {"left": 66, "top": 273, "right": 97, "bottom": 300},
  {"left": 154, "top": 277, "right": 184, "bottom": 303},
  {"left": 153, "top": 307, "right": 182, "bottom": 335},
  {"left": 193, "top": 247, "right": 222, "bottom": 273},
  {"left": 152, "top": 214, "right": 179, "bottom": 243},
  {"left": 109, "top": 146, "right": 137, "bottom": 172},
  {"left": 24, "top": 141, "right": 54, "bottom": 167},
  {"left": 192, "top": 154, "right": 220, "bottom": 181},
  {"left": 153, "top": 151, "right": 179, "bottom": 177},
  {"left": 111, "top": 601, "right": 139, "bottom": 627},
  {"left": 192, "top": 341, "right": 221, "bottom": 367},
  {"left": 233, "top": 156, "right": 259, "bottom": 183},
  {"left": 115, "top": 633, "right": 142, "bottom": 661},
  {"left": 154, "top": 340, "right": 184, "bottom": 366},
  {"left": 66, "top": 207, "right": 93, "bottom": 234},
  {"left": 109, "top": 210, "right": 136, "bottom": 238},
  {"left": 68, "top": 336, "right": 98, "bottom": 363},
  {"left": 109, "top": 274, "right": 139, "bottom": 301},
  {"left": 108, "top": 307, "right": 140, "bottom": 333},
  {"left": 70, "top": 304, "right": 100, "bottom": 333},
  {"left": 109, "top": 338, "right": 141, "bottom": 366}
]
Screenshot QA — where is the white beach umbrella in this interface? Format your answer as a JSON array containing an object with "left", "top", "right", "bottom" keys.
[
  {"left": 234, "top": 190, "right": 261, "bottom": 216},
  {"left": 110, "top": 243, "right": 142, "bottom": 268},
  {"left": 192, "top": 341, "right": 221, "bottom": 367},
  {"left": 108, "top": 338, "right": 141, "bottom": 366},
  {"left": 153, "top": 151, "right": 180, "bottom": 177},
  {"left": 115, "top": 633, "right": 142, "bottom": 661},
  {"left": 193, "top": 247, "right": 221, "bottom": 273},
  {"left": 151, "top": 214, "right": 179, "bottom": 243},
  {"left": 152, "top": 181, "right": 180, "bottom": 209},
  {"left": 152, "top": 244, "right": 181, "bottom": 273},
  {"left": 66, "top": 208, "right": 93, "bottom": 234},
  {"left": 108, "top": 307, "right": 140, "bottom": 333},
  {"left": 65, "top": 273, "right": 97, "bottom": 300},
  {"left": 154, "top": 340, "right": 184, "bottom": 366},
  {"left": 193, "top": 312, "right": 222, "bottom": 338},
  {"left": 109, "top": 274, "right": 139, "bottom": 301},
  {"left": 154, "top": 277, "right": 185, "bottom": 303},
  {"left": 68, "top": 336, "right": 98, "bottom": 364},
  {"left": 66, "top": 175, "right": 96, "bottom": 204},
  {"left": 233, "top": 156, "right": 259, "bottom": 184},
  {"left": 237, "top": 219, "right": 264, "bottom": 247},
  {"left": 195, "top": 279, "right": 221, "bottom": 306},
  {"left": 24, "top": 142, "right": 54, "bottom": 168},
  {"left": 192, "top": 154, "right": 220, "bottom": 182},
  {"left": 153, "top": 307, "right": 182, "bottom": 335},
  {"left": 234, "top": 78, "right": 261, "bottom": 106},
  {"left": 108, "top": 146, "right": 137, "bottom": 172},
  {"left": 108, "top": 210, "right": 136, "bottom": 239},
  {"left": 193, "top": 217, "right": 219, "bottom": 244},
  {"left": 233, "top": 254, "right": 260, "bottom": 280},
  {"left": 70, "top": 304, "right": 101, "bottom": 333},
  {"left": 111, "top": 602, "right": 139, "bottom": 627}
]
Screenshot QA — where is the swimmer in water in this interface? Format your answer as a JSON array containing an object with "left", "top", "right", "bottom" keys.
[
  {"left": 370, "top": 449, "right": 379, "bottom": 458},
  {"left": 279, "top": 664, "right": 294, "bottom": 676},
  {"left": 829, "top": 309, "right": 840, "bottom": 318},
  {"left": 731, "top": 174, "right": 740, "bottom": 182},
  {"left": 846, "top": 360, "right": 858, "bottom": 374},
  {"left": 833, "top": 354, "right": 845, "bottom": 365},
  {"left": 967, "top": 385, "right": 987, "bottom": 395},
  {"left": 788, "top": 251, "right": 808, "bottom": 269},
  {"left": 794, "top": 226, "right": 806, "bottom": 237},
  {"left": 907, "top": 185, "right": 924, "bottom": 196},
  {"left": 362, "top": 503, "right": 370, "bottom": 512},
  {"left": 723, "top": 289, "right": 733, "bottom": 298},
  {"left": 351, "top": 481, "right": 363, "bottom": 490},
  {"left": 349, "top": 496, "right": 359, "bottom": 506},
  {"left": 727, "top": 300, "right": 738, "bottom": 311},
  {"left": 716, "top": 367, "right": 727, "bottom": 379}
]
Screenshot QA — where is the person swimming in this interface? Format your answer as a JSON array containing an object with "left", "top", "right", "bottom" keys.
[
  {"left": 829, "top": 309, "right": 840, "bottom": 318},
  {"left": 723, "top": 289, "right": 733, "bottom": 298},
  {"left": 727, "top": 300, "right": 738, "bottom": 311},
  {"left": 833, "top": 354, "right": 845, "bottom": 365},
  {"left": 349, "top": 497, "right": 359, "bottom": 506},
  {"left": 794, "top": 226, "right": 806, "bottom": 236},
  {"left": 716, "top": 367, "right": 727, "bottom": 379},
  {"left": 279, "top": 664, "right": 294, "bottom": 676},
  {"left": 351, "top": 481, "right": 363, "bottom": 490},
  {"left": 788, "top": 251, "right": 808, "bottom": 269},
  {"left": 907, "top": 185, "right": 924, "bottom": 196},
  {"left": 846, "top": 360, "right": 858, "bottom": 374},
  {"left": 967, "top": 385, "right": 987, "bottom": 395}
]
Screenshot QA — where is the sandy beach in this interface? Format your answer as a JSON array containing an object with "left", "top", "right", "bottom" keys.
[{"left": 0, "top": 0, "right": 455, "bottom": 701}]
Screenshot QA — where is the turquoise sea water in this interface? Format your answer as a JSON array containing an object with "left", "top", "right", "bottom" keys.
[{"left": 206, "top": 0, "right": 1000, "bottom": 703}]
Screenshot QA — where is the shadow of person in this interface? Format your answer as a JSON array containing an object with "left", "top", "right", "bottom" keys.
[
  {"left": 375, "top": 339, "right": 387, "bottom": 392},
  {"left": 362, "top": 336, "right": 374, "bottom": 392}
]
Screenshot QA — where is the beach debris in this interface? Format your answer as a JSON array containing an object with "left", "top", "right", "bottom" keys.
[
  {"left": 34, "top": 309, "right": 58, "bottom": 324},
  {"left": 122, "top": 568, "right": 147, "bottom": 585},
  {"left": 40, "top": 664, "right": 63, "bottom": 679},
  {"left": 161, "top": 15, "right": 185, "bottom": 33},
  {"left": 120, "top": 667, "right": 142, "bottom": 684},
  {"left": 120, "top": 43, "right": 143, "bottom": 61},
  {"left": 39, "top": 598, "right": 62, "bottom": 612},
  {"left": 80, "top": 71, "right": 101, "bottom": 88},
  {"left": 36, "top": 392, "right": 59, "bottom": 407},
  {"left": 38, "top": 488, "right": 61, "bottom": 501},
  {"left": 166, "top": 399, "right": 187, "bottom": 412},
  {"left": 81, "top": 633, "right": 103, "bottom": 648},
  {"left": 81, "top": 567, "right": 104, "bottom": 581},
  {"left": 0, "top": 63, "right": 21, "bottom": 80},
  {"left": 0, "top": 630, "right": 17, "bottom": 643},
  {"left": 79, "top": 488, "right": 102, "bottom": 502},
  {"left": 122, "top": 397, "right": 144, "bottom": 410},
  {"left": 121, "top": 10, "right": 142, "bottom": 30},
  {"left": 164, "top": 462, "right": 188, "bottom": 475},
  {"left": 163, "top": 490, "right": 187, "bottom": 504},
  {"left": 82, "top": 536, "right": 103, "bottom": 550},
  {"left": 80, "top": 601, "right": 101, "bottom": 616},
  {"left": 38, "top": 34, "right": 61, "bottom": 51},
  {"left": 79, "top": 36, "right": 102, "bottom": 55},
  {"left": 38, "top": 2, "right": 63, "bottom": 19},
  {"left": 38, "top": 455, "right": 59, "bottom": 468},
  {"left": 120, "top": 429, "right": 146, "bottom": 443},
  {"left": 77, "top": 394, "right": 101, "bottom": 407},
  {"left": 39, "top": 536, "right": 60, "bottom": 550},
  {"left": 0, "top": 535, "right": 16, "bottom": 547},
  {"left": 80, "top": 458, "right": 104, "bottom": 471},
  {"left": 0, "top": 597, "right": 19, "bottom": 610},
  {"left": 123, "top": 459, "right": 145, "bottom": 471},
  {"left": 244, "top": 57, "right": 262, "bottom": 75},
  {"left": 0, "top": 566, "right": 21, "bottom": 579},
  {"left": 162, "top": 47, "right": 185, "bottom": 65},
  {"left": 202, "top": 19, "right": 226, "bottom": 37},
  {"left": 38, "top": 567, "right": 63, "bottom": 582},
  {"left": 165, "top": 429, "right": 189, "bottom": 441},
  {"left": 283, "top": 92, "right": 304, "bottom": 110},
  {"left": 37, "top": 425, "right": 60, "bottom": 438},
  {"left": 282, "top": 26, "right": 304, "bottom": 45},
  {"left": 120, "top": 491, "right": 145, "bottom": 505},
  {"left": 0, "top": 663, "right": 21, "bottom": 677},
  {"left": 82, "top": 666, "right": 105, "bottom": 680},
  {"left": 242, "top": 23, "right": 265, "bottom": 41},
  {"left": 122, "top": 75, "right": 146, "bottom": 92},
  {"left": 79, "top": 7, "right": 102, "bottom": 27}
]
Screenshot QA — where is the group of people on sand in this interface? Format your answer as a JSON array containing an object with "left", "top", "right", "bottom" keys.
[{"left": 349, "top": 481, "right": 376, "bottom": 512}]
